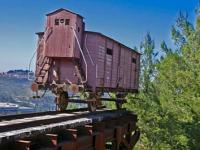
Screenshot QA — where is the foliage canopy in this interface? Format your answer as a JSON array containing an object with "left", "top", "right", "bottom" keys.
[{"left": 124, "top": 6, "right": 200, "bottom": 150}]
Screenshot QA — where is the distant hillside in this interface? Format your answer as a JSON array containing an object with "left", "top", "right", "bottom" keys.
[
  {"left": 7, "top": 69, "right": 29, "bottom": 74},
  {"left": 0, "top": 77, "right": 55, "bottom": 112},
  {"left": 0, "top": 69, "right": 34, "bottom": 79}
]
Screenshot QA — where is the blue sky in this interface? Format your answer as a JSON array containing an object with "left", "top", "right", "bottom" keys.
[{"left": 0, "top": 0, "right": 198, "bottom": 72}]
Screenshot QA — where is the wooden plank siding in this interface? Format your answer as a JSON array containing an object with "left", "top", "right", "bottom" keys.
[
  {"left": 111, "top": 43, "right": 120, "bottom": 88},
  {"left": 84, "top": 31, "right": 140, "bottom": 92},
  {"left": 81, "top": 33, "right": 98, "bottom": 91},
  {"left": 45, "top": 10, "right": 83, "bottom": 58}
]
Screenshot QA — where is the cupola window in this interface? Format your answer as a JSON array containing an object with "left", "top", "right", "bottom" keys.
[
  {"left": 60, "top": 19, "right": 64, "bottom": 23},
  {"left": 65, "top": 19, "right": 70, "bottom": 25},
  {"left": 55, "top": 19, "right": 59, "bottom": 25}
]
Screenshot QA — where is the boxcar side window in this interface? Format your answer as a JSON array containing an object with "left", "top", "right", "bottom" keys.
[
  {"left": 106, "top": 48, "right": 113, "bottom": 55},
  {"left": 65, "top": 19, "right": 70, "bottom": 25},
  {"left": 55, "top": 19, "right": 59, "bottom": 25},
  {"left": 132, "top": 57, "right": 136, "bottom": 63}
]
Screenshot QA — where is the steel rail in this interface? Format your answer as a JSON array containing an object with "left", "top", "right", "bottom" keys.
[
  {"left": 0, "top": 109, "right": 127, "bottom": 133},
  {"left": 0, "top": 108, "right": 90, "bottom": 121}
]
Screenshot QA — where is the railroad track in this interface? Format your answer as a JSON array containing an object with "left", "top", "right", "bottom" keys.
[
  {"left": 0, "top": 108, "right": 140, "bottom": 150},
  {"left": 0, "top": 107, "right": 93, "bottom": 121}
]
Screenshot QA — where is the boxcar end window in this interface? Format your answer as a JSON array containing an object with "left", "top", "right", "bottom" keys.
[
  {"left": 60, "top": 19, "right": 64, "bottom": 23},
  {"left": 132, "top": 57, "right": 136, "bottom": 63},
  {"left": 65, "top": 19, "right": 70, "bottom": 25},
  {"left": 107, "top": 48, "right": 113, "bottom": 55},
  {"left": 55, "top": 19, "right": 59, "bottom": 25}
]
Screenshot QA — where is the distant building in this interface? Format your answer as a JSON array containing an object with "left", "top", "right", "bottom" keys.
[{"left": 0, "top": 70, "right": 34, "bottom": 79}]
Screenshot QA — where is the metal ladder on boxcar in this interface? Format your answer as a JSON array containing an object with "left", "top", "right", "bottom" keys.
[
  {"left": 75, "top": 60, "right": 90, "bottom": 87},
  {"left": 35, "top": 56, "right": 52, "bottom": 84},
  {"left": 34, "top": 27, "right": 53, "bottom": 85}
]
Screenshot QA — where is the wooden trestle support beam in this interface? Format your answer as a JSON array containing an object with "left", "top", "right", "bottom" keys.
[{"left": 14, "top": 114, "right": 139, "bottom": 150}]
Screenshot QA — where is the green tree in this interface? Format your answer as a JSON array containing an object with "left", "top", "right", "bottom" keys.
[
  {"left": 149, "top": 9, "right": 200, "bottom": 149},
  {"left": 139, "top": 32, "right": 157, "bottom": 94},
  {"left": 125, "top": 33, "right": 163, "bottom": 149},
  {"left": 127, "top": 6, "right": 200, "bottom": 149}
]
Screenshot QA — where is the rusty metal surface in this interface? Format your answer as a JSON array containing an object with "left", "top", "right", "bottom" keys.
[{"left": 0, "top": 109, "right": 139, "bottom": 150}]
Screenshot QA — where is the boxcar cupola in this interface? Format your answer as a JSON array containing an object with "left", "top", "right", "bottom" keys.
[{"left": 44, "top": 8, "right": 85, "bottom": 58}]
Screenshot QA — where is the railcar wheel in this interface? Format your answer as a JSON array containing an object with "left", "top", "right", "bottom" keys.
[
  {"left": 55, "top": 90, "right": 69, "bottom": 111},
  {"left": 115, "top": 102, "right": 122, "bottom": 109},
  {"left": 57, "top": 100, "right": 68, "bottom": 111},
  {"left": 95, "top": 92, "right": 103, "bottom": 108},
  {"left": 116, "top": 92, "right": 127, "bottom": 109},
  {"left": 88, "top": 100, "right": 97, "bottom": 112}
]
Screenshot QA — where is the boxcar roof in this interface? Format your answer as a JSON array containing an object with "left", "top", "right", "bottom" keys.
[
  {"left": 46, "top": 8, "right": 84, "bottom": 19},
  {"left": 85, "top": 31, "right": 141, "bottom": 55}
]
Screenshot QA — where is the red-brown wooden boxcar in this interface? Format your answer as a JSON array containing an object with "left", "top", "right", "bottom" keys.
[
  {"left": 33, "top": 8, "right": 140, "bottom": 110},
  {"left": 35, "top": 8, "right": 140, "bottom": 92}
]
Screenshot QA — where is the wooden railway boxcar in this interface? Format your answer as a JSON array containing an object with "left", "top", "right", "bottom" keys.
[
  {"left": 82, "top": 31, "right": 140, "bottom": 92},
  {"left": 34, "top": 8, "right": 140, "bottom": 93}
]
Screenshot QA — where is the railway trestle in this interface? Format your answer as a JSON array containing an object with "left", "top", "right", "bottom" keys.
[{"left": 0, "top": 109, "right": 140, "bottom": 150}]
